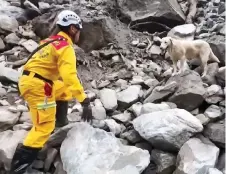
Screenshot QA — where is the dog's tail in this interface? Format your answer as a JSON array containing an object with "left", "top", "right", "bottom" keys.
[{"left": 209, "top": 50, "right": 220, "bottom": 63}]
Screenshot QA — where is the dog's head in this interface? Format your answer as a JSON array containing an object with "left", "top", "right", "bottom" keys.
[{"left": 160, "top": 37, "right": 173, "bottom": 54}]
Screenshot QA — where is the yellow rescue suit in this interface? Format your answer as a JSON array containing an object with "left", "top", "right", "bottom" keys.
[{"left": 19, "top": 31, "right": 86, "bottom": 148}]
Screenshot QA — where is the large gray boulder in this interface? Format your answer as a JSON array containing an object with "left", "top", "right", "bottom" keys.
[
  {"left": 133, "top": 109, "right": 203, "bottom": 152},
  {"left": 117, "top": 0, "right": 185, "bottom": 27},
  {"left": 0, "top": 130, "right": 27, "bottom": 171},
  {"left": 151, "top": 149, "right": 176, "bottom": 174},
  {"left": 100, "top": 88, "right": 118, "bottom": 111},
  {"left": 60, "top": 123, "right": 150, "bottom": 174},
  {"left": 0, "top": 107, "right": 20, "bottom": 131},
  {"left": 174, "top": 136, "right": 220, "bottom": 174},
  {"left": 166, "top": 70, "right": 205, "bottom": 111},
  {"left": 204, "top": 120, "right": 225, "bottom": 148}
]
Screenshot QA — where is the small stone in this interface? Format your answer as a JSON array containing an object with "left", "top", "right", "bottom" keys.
[
  {"left": 115, "top": 79, "right": 128, "bottom": 89},
  {"left": 150, "top": 45, "right": 161, "bottom": 55},
  {"left": 13, "top": 123, "right": 32, "bottom": 131},
  {"left": 151, "top": 149, "right": 176, "bottom": 174},
  {"left": 196, "top": 114, "right": 210, "bottom": 125},
  {"left": 4, "top": 33, "right": 20, "bottom": 45},
  {"left": 117, "top": 85, "right": 141, "bottom": 110},
  {"left": 128, "top": 102, "right": 143, "bottom": 117},
  {"left": 137, "top": 42, "right": 147, "bottom": 49},
  {"left": 120, "top": 129, "right": 143, "bottom": 144},
  {"left": 204, "top": 105, "right": 224, "bottom": 120},
  {"left": 167, "top": 24, "right": 196, "bottom": 40},
  {"left": 131, "top": 39, "right": 139, "bottom": 46},
  {"left": 204, "top": 120, "right": 225, "bottom": 148},
  {"left": 20, "top": 39, "right": 38, "bottom": 53},
  {"left": 92, "top": 105, "right": 106, "bottom": 120},
  {"left": 19, "top": 112, "right": 32, "bottom": 124},
  {"left": 16, "top": 105, "right": 28, "bottom": 112},
  {"left": 0, "top": 100, "right": 10, "bottom": 106},
  {"left": 190, "top": 108, "right": 199, "bottom": 115},
  {"left": 205, "top": 85, "right": 224, "bottom": 104},
  {"left": 140, "top": 103, "right": 171, "bottom": 115},
  {"left": 97, "top": 80, "right": 110, "bottom": 88},
  {"left": 112, "top": 55, "right": 120, "bottom": 63},
  {"left": 131, "top": 76, "right": 144, "bottom": 85},
  {"left": 100, "top": 88, "right": 118, "bottom": 111},
  {"left": 104, "top": 119, "right": 122, "bottom": 135},
  {"left": 112, "top": 111, "right": 132, "bottom": 123}
]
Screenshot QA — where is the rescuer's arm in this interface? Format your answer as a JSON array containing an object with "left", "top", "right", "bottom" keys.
[{"left": 57, "top": 45, "right": 92, "bottom": 122}]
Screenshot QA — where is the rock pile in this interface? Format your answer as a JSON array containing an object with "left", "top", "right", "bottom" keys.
[{"left": 0, "top": 0, "right": 225, "bottom": 174}]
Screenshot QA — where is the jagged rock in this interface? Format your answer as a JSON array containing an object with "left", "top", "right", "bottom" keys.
[
  {"left": 20, "top": 39, "right": 38, "bottom": 53},
  {"left": 167, "top": 24, "right": 196, "bottom": 40},
  {"left": 4, "top": 33, "right": 20, "bottom": 45},
  {"left": 0, "top": 87, "right": 7, "bottom": 97},
  {"left": 112, "top": 111, "right": 132, "bottom": 123},
  {"left": 204, "top": 105, "right": 225, "bottom": 121},
  {"left": 0, "top": 38, "right": 5, "bottom": 51},
  {"left": 117, "top": 0, "right": 185, "bottom": 27},
  {"left": 150, "top": 45, "right": 161, "bottom": 57},
  {"left": 140, "top": 103, "right": 171, "bottom": 115},
  {"left": 117, "top": 85, "right": 141, "bottom": 110},
  {"left": 44, "top": 148, "right": 58, "bottom": 172},
  {"left": 60, "top": 123, "right": 150, "bottom": 174},
  {"left": 104, "top": 119, "right": 122, "bottom": 135},
  {"left": 143, "top": 79, "right": 159, "bottom": 99},
  {"left": 0, "top": 63, "right": 20, "bottom": 83},
  {"left": 133, "top": 109, "right": 203, "bottom": 152},
  {"left": 47, "top": 123, "right": 78, "bottom": 147},
  {"left": 144, "top": 81, "right": 178, "bottom": 103},
  {"left": 196, "top": 114, "right": 210, "bottom": 125},
  {"left": 190, "top": 108, "right": 199, "bottom": 115},
  {"left": 19, "top": 112, "right": 32, "bottom": 124},
  {"left": 216, "top": 67, "right": 225, "bottom": 87},
  {"left": 0, "top": 14, "right": 18, "bottom": 33},
  {"left": 13, "top": 123, "right": 32, "bottom": 131},
  {"left": 205, "top": 85, "right": 224, "bottom": 104},
  {"left": 151, "top": 149, "right": 176, "bottom": 174},
  {"left": 208, "top": 168, "right": 223, "bottom": 174},
  {"left": 128, "top": 102, "right": 143, "bottom": 117},
  {"left": 204, "top": 120, "right": 225, "bottom": 148},
  {"left": 166, "top": 70, "right": 205, "bottom": 111},
  {"left": 100, "top": 88, "right": 118, "bottom": 111},
  {"left": 175, "top": 136, "right": 220, "bottom": 174},
  {"left": 92, "top": 105, "right": 107, "bottom": 120},
  {"left": 0, "top": 130, "right": 27, "bottom": 171},
  {"left": 216, "top": 150, "right": 225, "bottom": 173},
  {"left": 115, "top": 79, "right": 128, "bottom": 90},
  {"left": 0, "top": 107, "right": 20, "bottom": 131},
  {"left": 144, "top": 61, "right": 162, "bottom": 77},
  {"left": 204, "top": 35, "right": 225, "bottom": 65},
  {"left": 120, "top": 129, "right": 143, "bottom": 144},
  {"left": 99, "top": 49, "right": 118, "bottom": 59}
]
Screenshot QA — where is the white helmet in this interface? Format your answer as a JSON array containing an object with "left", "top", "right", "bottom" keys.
[{"left": 56, "top": 10, "right": 82, "bottom": 29}]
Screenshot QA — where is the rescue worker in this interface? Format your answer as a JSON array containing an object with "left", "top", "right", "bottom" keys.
[{"left": 10, "top": 10, "right": 92, "bottom": 174}]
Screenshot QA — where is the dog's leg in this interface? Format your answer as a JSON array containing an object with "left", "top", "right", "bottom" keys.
[
  {"left": 178, "top": 58, "right": 186, "bottom": 74},
  {"left": 172, "top": 60, "right": 178, "bottom": 76},
  {"left": 201, "top": 61, "right": 208, "bottom": 78}
]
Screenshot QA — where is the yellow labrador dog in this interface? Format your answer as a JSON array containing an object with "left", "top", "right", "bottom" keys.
[{"left": 160, "top": 37, "right": 220, "bottom": 77}]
